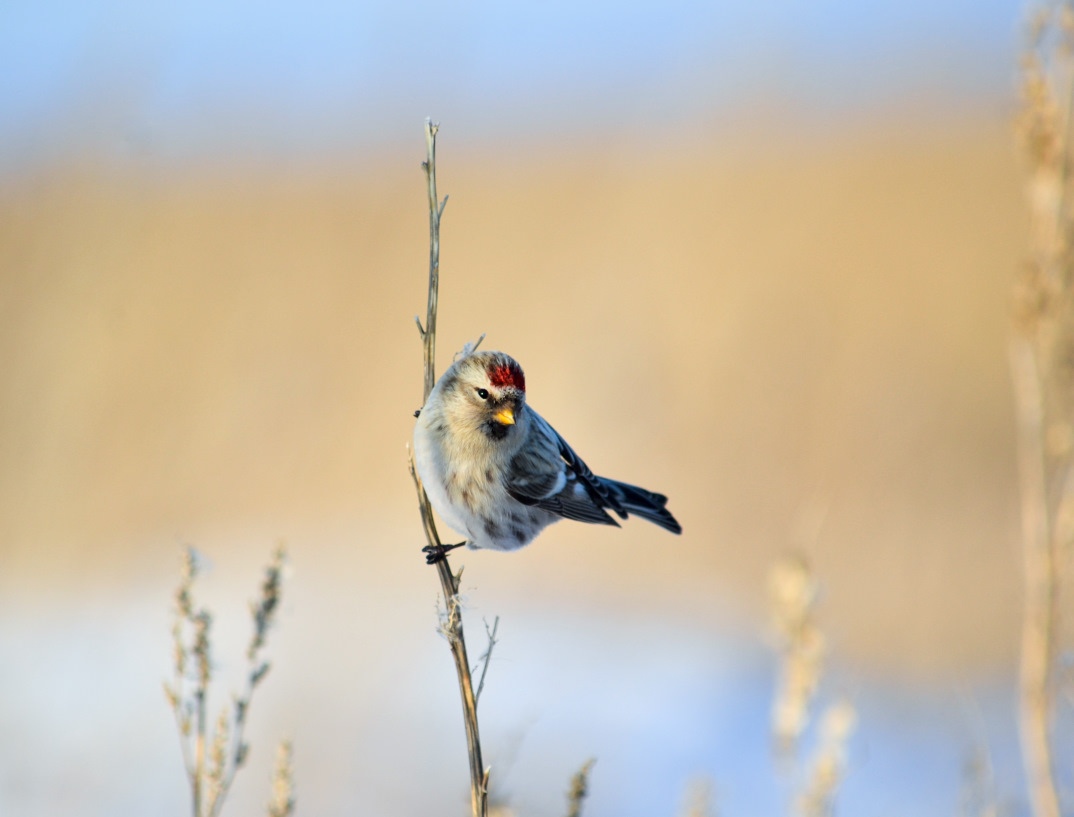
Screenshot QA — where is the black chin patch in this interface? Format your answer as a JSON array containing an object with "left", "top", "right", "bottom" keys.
[{"left": 484, "top": 421, "right": 512, "bottom": 441}]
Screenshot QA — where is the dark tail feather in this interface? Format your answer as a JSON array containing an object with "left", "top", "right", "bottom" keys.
[{"left": 600, "top": 477, "right": 682, "bottom": 534}]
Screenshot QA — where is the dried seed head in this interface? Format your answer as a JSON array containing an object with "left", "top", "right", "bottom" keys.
[
  {"left": 248, "top": 546, "right": 285, "bottom": 661},
  {"left": 267, "top": 740, "right": 295, "bottom": 817},
  {"left": 769, "top": 554, "right": 825, "bottom": 755}
]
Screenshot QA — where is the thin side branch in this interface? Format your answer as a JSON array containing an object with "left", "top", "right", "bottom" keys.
[{"left": 474, "top": 616, "right": 500, "bottom": 706}]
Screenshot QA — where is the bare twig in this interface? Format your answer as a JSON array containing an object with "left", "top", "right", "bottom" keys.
[
  {"left": 411, "top": 118, "right": 489, "bottom": 817},
  {"left": 421, "top": 118, "right": 449, "bottom": 402},
  {"left": 474, "top": 616, "right": 500, "bottom": 706}
]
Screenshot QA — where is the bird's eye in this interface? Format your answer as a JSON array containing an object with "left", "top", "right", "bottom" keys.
[{"left": 476, "top": 388, "right": 489, "bottom": 400}]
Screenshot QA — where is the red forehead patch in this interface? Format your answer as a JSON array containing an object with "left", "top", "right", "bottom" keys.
[{"left": 489, "top": 360, "right": 525, "bottom": 391}]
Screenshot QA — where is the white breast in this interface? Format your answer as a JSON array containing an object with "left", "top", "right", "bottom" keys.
[{"left": 412, "top": 414, "right": 475, "bottom": 541}]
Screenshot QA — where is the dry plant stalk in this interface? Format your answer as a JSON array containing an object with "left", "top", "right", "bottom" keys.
[
  {"left": 795, "top": 701, "right": 856, "bottom": 817},
  {"left": 960, "top": 746, "right": 999, "bottom": 817},
  {"left": 1013, "top": 6, "right": 1074, "bottom": 817},
  {"left": 768, "top": 555, "right": 856, "bottom": 816},
  {"left": 678, "top": 777, "right": 716, "bottom": 817},
  {"left": 163, "top": 546, "right": 288, "bottom": 817},
  {"left": 409, "top": 118, "right": 490, "bottom": 817},
  {"left": 564, "top": 758, "right": 596, "bottom": 817},
  {"left": 768, "top": 554, "right": 825, "bottom": 755}
]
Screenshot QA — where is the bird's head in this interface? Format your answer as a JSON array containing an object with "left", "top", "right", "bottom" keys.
[{"left": 442, "top": 351, "right": 527, "bottom": 442}]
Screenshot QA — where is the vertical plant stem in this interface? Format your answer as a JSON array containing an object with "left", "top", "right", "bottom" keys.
[
  {"left": 423, "top": 120, "right": 445, "bottom": 402},
  {"left": 1012, "top": 11, "right": 1071, "bottom": 816},
  {"left": 415, "top": 118, "right": 488, "bottom": 817},
  {"left": 1012, "top": 338, "right": 1062, "bottom": 817}
]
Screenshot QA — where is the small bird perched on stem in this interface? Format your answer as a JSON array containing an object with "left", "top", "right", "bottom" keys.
[{"left": 413, "top": 345, "right": 681, "bottom": 562}]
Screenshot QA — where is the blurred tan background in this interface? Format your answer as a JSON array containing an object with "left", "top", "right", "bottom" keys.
[
  {"left": 0, "top": 118, "right": 1024, "bottom": 667},
  {"left": 0, "top": 3, "right": 1040, "bottom": 816},
  {"left": 0, "top": 116, "right": 1027, "bottom": 814}
]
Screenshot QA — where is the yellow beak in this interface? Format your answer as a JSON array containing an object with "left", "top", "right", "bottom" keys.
[{"left": 493, "top": 407, "right": 516, "bottom": 426}]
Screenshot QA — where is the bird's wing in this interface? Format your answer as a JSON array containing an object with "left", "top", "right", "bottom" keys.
[{"left": 506, "top": 410, "right": 625, "bottom": 526}]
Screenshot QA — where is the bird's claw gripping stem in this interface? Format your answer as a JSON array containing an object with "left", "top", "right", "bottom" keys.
[{"left": 423, "top": 541, "right": 465, "bottom": 565}]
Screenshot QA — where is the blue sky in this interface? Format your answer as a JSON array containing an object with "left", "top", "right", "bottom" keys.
[{"left": 0, "top": 1, "right": 1023, "bottom": 167}]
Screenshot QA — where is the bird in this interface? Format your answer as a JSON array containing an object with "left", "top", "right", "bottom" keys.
[{"left": 413, "top": 345, "right": 681, "bottom": 562}]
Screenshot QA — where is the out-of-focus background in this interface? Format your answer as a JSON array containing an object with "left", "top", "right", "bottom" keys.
[{"left": 0, "top": 2, "right": 1049, "bottom": 816}]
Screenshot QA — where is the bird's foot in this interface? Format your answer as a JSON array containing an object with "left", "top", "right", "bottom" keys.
[{"left": 423, "top": 541, "right": 465, "bottom": 565}]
